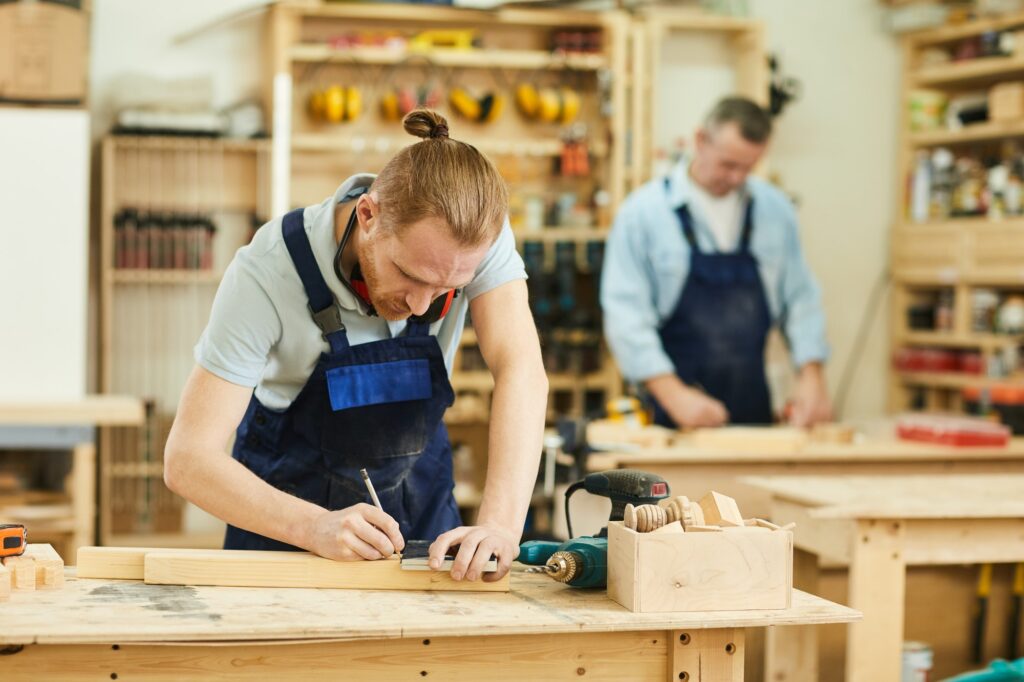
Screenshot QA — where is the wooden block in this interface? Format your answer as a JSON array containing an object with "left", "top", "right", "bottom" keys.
[
  {"left": 77, "top": 546, "right": 215, "bottom": 580},
  {"left": 651, "top": 521, "right": 684, "bottom": 535},
  {"left": 699, "top": 491, "right": 744, "bottom": 527},
  {"left": 691, "top": 426, "right": 808, "bottom": 455},
  {"left": 586, "top": 419, "right": 677, "bottom": 449},
  {"left": 624, "top": 503, "right": 637, "bottom": 531},
  {"left": 689, "top": 502, "right": 705, "bottom": 528},
  {"left": 0, "top": 563, "right": 10, "bottom": 601},
  {"left": 144, "top": 550, "right": 510, "bottom": 592},
  {"left": 686, "top": 525, "right": 723, "bottom": 532},
  {"left": 990, "top": 82, "right": 1024, "bottom": 122},
  {"left": 607, "top": 521, "right": 793, "bottom": 612},
  {"left": 2, "top": 555, "right": 36, "bottom": 590},
  {"left": 24, "top": 544, "right": 64, "bottom": 588},
  {"left": 810, "top": 422, "right": 855, "bottom": 444}
]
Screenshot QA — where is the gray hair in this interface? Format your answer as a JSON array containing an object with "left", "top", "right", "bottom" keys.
[{"left": 704, "top": 96, "right": 772, "bottom": 144}]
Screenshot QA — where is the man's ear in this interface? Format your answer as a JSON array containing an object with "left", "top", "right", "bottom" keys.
[{"left": 356, "top": 193, "right": 379, "bottom": 235}]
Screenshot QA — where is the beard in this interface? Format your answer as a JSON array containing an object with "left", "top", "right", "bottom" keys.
[{"left": 357, "top": 237, "right": 410, "bottom": 321}]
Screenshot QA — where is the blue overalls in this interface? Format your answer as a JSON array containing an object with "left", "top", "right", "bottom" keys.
[
  {"left": 224, "top": 204, "right": 461, "bottom": 551},
  {"left": 652, "top": 181, "right": 774, "bottom": 427}
]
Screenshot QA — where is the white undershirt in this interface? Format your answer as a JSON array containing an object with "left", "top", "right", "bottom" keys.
[{"left": 687, "top": 181, "right": 744, "bottom": 252}]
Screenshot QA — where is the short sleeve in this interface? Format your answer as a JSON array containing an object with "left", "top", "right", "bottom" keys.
[
  {"left": 193, "top": 255, "right": 283, "bottom": 387},
  {"left": 463, "top": 218, "right": 527, "bottom": 301}
]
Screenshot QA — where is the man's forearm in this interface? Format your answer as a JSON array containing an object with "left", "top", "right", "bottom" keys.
[
  {"left": 165, "top": 448, "right": 324, "bottom": 549},
  {"left": 475, "top": 363, "right": 548, "bottom": 538}
]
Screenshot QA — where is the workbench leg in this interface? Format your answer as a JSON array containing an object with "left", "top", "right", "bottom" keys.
[
  {"left": 69, "top": 442, "right": 96, "bottom": 562},
  {"left": 765, "top": 548, "right": 819, "bottom": 681},
  {"left": 846, "top": 519, "right": 906, "bottom": 682},
  {"left": 670, "top": 628, "right": 744, "bottom": 681}
]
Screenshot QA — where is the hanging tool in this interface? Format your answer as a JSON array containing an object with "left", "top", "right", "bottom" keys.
[
  {"left": 520, "top": 469, "right": 670, "bottom": 588},
  {"left": 974, "top": 563, "right": 994, "bottom": 663},
  {"left": 0, "top": 524, "right": 27, "bottom": 558},
  {"left": 1010, "top": 563, "right": 1024, "bottom": 660}
]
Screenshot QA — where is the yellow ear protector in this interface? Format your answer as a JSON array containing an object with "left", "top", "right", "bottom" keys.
[
  {"left": 311, "top": 84, "right": 361, "bottom": 123},
  {"left": 448, "top": 68, "right": 505, "bottom": 124},
  {"left": 517, "top": 83, "right": 579, "bottom": 124}
]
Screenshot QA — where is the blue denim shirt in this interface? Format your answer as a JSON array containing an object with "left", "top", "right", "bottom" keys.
[{"left": 600, "top": 161, "right": 829, "bottom": 383}]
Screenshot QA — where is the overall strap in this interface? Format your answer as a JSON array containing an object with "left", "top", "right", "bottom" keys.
[
  {"left": 738, "top": 197, "right": 756, "bottom": 253},
  {"left": 281, "top": 208, "right": 349, "bottom": 352},
  {"left": 665, "top": 177, "right": 701, "bottom": 252}
]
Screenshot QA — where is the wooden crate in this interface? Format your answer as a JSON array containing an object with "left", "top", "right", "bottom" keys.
[{"left": 607, "top": 521, "right": 792, "bottom": 612}]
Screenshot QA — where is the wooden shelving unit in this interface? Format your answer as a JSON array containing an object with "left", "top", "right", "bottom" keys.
[
  {"left": 98, "top": 134, "right": 270, "bottom": 547},
  {"left": 891, "top": 17, "right": 1024, "bottom": 413}
]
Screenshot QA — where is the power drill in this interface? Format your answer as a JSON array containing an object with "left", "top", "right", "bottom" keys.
[{"left": 520, "top": 469, "right": 670, "bottom": 588}]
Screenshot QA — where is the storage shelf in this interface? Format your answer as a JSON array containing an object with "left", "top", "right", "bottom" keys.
[
  {"left": 898, "top": 217, "right": 1024, "bottom": 229},
  {"left": 110, "top": 135, "right": 268, "bottom": 153},
  {"left": 900, "top": 331, "right": 1024, "bottom": 349},
  {"left": 291, "top": 133, "right": 607, "bottom": 159},
  {"left": 913, "top": 55, "right": 1024, "bottom": 87},
  {"left": 897, "top": 371, "right": 1016, "bottom": 390},
  {"left": 515, "top": 227, "right": 611, "bottom": 243},
  {"left": 909, "top": 12, "right": 1024, "bottom": 48},
  {"left": 109, "top": 269, "right": 222, "bottom": 285},
  {"left": 290, "top": 44, "right": 607, "bottom": 71},
  {"left": 910, "top": 120, "right": 1024, "bottom": 146}
]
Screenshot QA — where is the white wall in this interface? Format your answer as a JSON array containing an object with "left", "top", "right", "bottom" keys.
[
  {"left": 653, "top": 0, "right": 899, "bottom": 420},
  {"left": 752, "top": 0, "right": 899, "bottom": 420},
  {"left": 0, "top": 109, "right": 91, "bottom": 400}
]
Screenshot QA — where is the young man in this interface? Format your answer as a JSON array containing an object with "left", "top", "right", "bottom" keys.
[
  {"left": 164, "top": 110, "right": 547, "bottom": 582},
  {"left": 601, "top": 96, "right": 831, "bottom": 428}
]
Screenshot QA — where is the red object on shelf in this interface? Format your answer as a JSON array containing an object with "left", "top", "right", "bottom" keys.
[
  {"left": 958, "top": 352, "right": 984, "bottom": 375},
  {"left": 896, "top": 413, "right": 1011, "bottom": 447}
]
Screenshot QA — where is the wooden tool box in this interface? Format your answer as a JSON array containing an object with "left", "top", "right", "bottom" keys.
[{"left": 607, "top": 522, "right": 792, "bottom": 613}]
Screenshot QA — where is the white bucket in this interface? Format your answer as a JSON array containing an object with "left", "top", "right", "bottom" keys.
[{"left": 902, "top": 641, "right": 934, "bottom": 682}]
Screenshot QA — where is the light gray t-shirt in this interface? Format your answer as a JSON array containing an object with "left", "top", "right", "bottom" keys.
[{"left": 194, "top": 174, "right": 527, "bottom": 410}]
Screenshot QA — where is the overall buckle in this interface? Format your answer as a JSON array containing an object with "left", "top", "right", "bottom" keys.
[{"left": 310, "top": 302, "right": 345, "bottom": 339}]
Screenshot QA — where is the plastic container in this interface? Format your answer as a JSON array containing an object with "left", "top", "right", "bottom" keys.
[
  {"left": 902, "top": 641, "right": 933, "bottom": 682},
  {"left": 896, "top": 413, "right": 1011, "bottom": 447}
]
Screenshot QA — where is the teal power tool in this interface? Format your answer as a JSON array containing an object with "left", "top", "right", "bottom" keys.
[{"left": 520, "top": 469, "right": 670, "bottom": 588}]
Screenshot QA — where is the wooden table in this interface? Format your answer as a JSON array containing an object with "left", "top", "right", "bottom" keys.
[
  {"left": 0, "top": 396, "right": 144, "bottom": 558},
  {"left": 587, "top": 430, "right": 1024, "bottom": 519},
  {"left": 1, "top": 569, "right": 858, "bottom": 681},
  {"left": 744, "top": 474, "right": 1024, "bottom": 682}
]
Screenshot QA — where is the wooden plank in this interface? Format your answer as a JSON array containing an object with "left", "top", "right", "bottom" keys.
[
  {"left": 144, "top": 550, "right": 511, "bottom": 592},
  {"left": 0, "top": 631, "right": 665, "bottom": 681},
  {"left": 691, "top": 427, "right": 809, "bottom": 455},
  {"left": 846, "top": 519, "right": 906, "bottom": 682},
  {"left": 670, "top": 628, "right": 745, "bottom": 681},
  {"left": 77, "top": 546, "right": 235, "bottom": 580},
  {"left": 671, "top": 629, "right": 701, "bottom": 681},
  {"left": 24, "top": 544, "right": 64, "bottom": 589},
  {"left": 902, "top": 518, "right": 1024, "bottom": 565},
  {"left": 69, "top": 443, "right": 95, "bottom": 559},
  {"left": 2, "top": 555, "right": 36, "bottom": 590}
]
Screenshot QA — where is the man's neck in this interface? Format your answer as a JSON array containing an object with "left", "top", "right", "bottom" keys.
[
  {"left": 687, "top": 162, "right": 715, "bottom": 197},
  {"left": 334, "top": 203, "right": 360, "bottom": 278}
]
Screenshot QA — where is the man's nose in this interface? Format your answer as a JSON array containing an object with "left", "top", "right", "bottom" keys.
[{"left": 407, "top": 289, "right": 433, "bottom": 316}]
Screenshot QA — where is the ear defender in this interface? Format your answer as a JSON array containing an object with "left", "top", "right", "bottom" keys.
[
  {"left": 449, "top": 87, "right": 503, "bottom": 123},
  {"left": 311, "top": 85, "right": 361, "bottom": 123},
  {"left": 535, "top": 86, "right": 579, "bottom": 124},
  {"left": 410, "top": 289, "right": 458, "bottom": 324}
]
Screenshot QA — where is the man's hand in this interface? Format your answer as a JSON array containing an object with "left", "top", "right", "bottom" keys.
[
  {"left": 308, "top": 503, "right": 405, "bottom": 561},
  {"left": 429, "top": 524, "right": 518, "bottom": 582},
  {"left": 646, "top": 374, "right": 729, "bottom": 428},
  {"left": 788, "top": 362, "right": 833, "bottom": 427}
]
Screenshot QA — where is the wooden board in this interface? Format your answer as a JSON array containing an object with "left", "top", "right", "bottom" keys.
[
  {"left": 691, "top": 426, "right": 810, "bottom": 455},
  {"left": 0, "top": 563, "right": 10, "bottom": 600},
  {"left": 2, "top": 555, "right": 35, "bottom": 590},
  {"left": 743, "top": 474, "right": 1024, "bottom": 519},
  {"left": 143, "top": 550, "right": 510, "bottom": 593},
  {"left": 0, "top": 569, "right": 858, "bottom": 646},
  {"left": 77, "top": 546, "right": 215, "bottom": 580}
]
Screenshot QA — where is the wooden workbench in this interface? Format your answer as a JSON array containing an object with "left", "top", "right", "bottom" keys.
[
  {"left": 1, "top": 568, "right": 857, "bottom": 681},
  {"left": 0, "top": 396, "right": 144, "bottom": 559},
  {"left": 587, "top": 427, "right": 1024, "bottom": 518},
  {"left": 744, "top": 474, "right": 1024, "bottom": 682}
]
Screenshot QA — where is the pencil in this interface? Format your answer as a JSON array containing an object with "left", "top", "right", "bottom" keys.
[{"left": 359, "top": 468, "right": 383, "bottom": 511}]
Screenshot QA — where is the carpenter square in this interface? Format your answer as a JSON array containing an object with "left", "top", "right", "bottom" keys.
[{"left": 400, "top": 540, "right": 498, "bottom": 573}]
